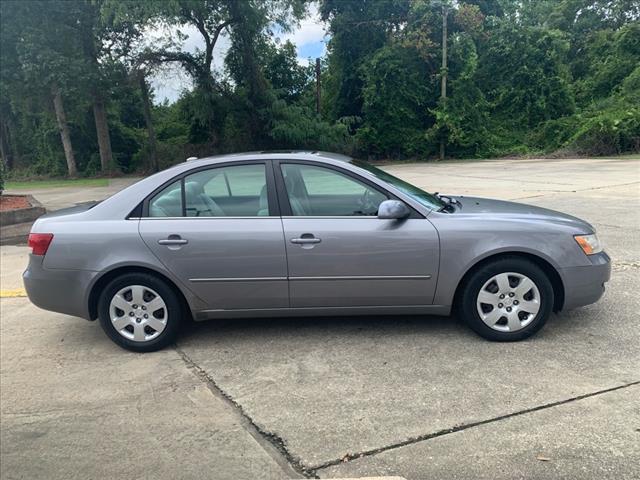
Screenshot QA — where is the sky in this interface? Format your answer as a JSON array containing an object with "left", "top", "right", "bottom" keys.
[{"left": 149, "top": 3, "right": 327, "bottom": 104}]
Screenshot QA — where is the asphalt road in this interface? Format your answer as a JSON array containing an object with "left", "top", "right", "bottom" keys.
[{"left": 1, "top": 157, "right": 639, "bottom": 480}]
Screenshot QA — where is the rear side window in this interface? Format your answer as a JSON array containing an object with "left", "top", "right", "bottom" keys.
[
  {"left": 148, "top": 180, "right": 182, "bottom": 217},
  {"left": 145, "top": 164, "right": 270, "bottom": 217}
]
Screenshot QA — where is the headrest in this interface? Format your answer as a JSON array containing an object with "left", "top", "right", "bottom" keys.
[{"left": 185, "top": 181, "right": 204, "bottom": 197}]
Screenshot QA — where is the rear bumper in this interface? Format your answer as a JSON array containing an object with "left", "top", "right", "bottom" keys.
[
  {"left": 23, "top": 255, "right": 96, "bottom": 320},
  {"left": 560, "top": 252, "right": 611, "bottom": 310}
]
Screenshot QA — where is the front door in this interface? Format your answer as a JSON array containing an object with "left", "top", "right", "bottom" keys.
[
  {"left": 276, "top": 162, "right": 439, "bottom": 308},
  {"left": 139, "top": 162, "right": 288, "bottom": 311}
]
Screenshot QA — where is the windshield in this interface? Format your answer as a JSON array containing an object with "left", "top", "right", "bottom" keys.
[{"left": 352, "top": 160, "right": 445, "bottom": 211}]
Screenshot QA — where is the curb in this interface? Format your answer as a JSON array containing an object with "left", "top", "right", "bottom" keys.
[
  {"left": 0, "top": 194, "right": 45, "bottom": 245},
  {"left": 0, "top": 221, "right": 32, "bottom": 245},
  {"left": 0, "top": 194, "right": 45, "bottom": 225}
]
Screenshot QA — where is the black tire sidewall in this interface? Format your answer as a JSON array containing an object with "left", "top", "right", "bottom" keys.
[
  {"left": 98, "top": 273, "right": 182, "bottom": 352},
  {"left": 460, "top": 258, "right": 554, "bottom": 341}
]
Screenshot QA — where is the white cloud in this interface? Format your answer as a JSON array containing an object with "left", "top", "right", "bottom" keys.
[
  {"left": 279, "top": 3, "right": 328, "bottom": 62},
  {"left": 280, "top": 4, "right": 326, "bottom": 45}
]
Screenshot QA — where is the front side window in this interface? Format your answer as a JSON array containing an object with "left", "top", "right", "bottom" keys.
[
  {"left": 146, "top": 164, "right": 270, "bottom": 217},
  {"left": 281, "top": 163, "right": 387, "bottom": 216}
]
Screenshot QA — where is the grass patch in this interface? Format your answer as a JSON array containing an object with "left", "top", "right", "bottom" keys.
[
  {"left": 609, "top": 153, "right": 640, "bottom": 160},
  {"left": 5, "top": 178, "right": 109, "bottom": 190}
]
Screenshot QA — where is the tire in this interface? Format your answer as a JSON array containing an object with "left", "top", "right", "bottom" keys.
[
  {"left": 457, "top": 257, "right": 554, "bottom": 341},
  {"left": 98, "top": 273, "right": 182, "bottom": 352}
]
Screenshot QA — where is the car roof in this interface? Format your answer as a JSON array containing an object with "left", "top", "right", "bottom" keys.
[{"left": 184, "top": 150, "right": 353, "bottom": 165}]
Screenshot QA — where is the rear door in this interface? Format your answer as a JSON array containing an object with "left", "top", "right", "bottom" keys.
[
  {"left": 275, "top": 161, "right": 440, "bottom": 308},
  {"left": 139, "top": 161, "right": 288, "bottom": 311}
]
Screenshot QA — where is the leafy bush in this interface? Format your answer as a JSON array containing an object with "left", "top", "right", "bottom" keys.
[
  {"left": 569, "top": 108, "right": 640, "bottom": 156},
  {"left": 529, "top": 116, "right": 580, "bottom": 152}
]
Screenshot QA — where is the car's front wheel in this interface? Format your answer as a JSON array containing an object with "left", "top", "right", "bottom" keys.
[
  {"left": 98, "top": 273, "right": 182, "bottom": 352},
  {"left": 458, "top": 257, "right": 554, "bottom": 341}
]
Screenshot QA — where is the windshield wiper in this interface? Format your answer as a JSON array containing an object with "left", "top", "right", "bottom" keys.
[{"left": 434, "top": 193, "right": 459, "bottom": 212}]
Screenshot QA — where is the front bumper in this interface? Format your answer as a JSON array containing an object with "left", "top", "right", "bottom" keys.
[
  {"left": 23, "top": 255, "right": 96, "bottom": 320},
  {"left": 560, "top": 251, "right": 611, "bottom": 310}
]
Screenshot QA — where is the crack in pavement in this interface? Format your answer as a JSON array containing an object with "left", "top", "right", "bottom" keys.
[
  {"left": 590, "top": 223, "right": 638, "bottom": 230},
  {"left": 308, "top": 380, "right": 640, "bottom": 474},
  {"left": 174, "top": 346, "right": 310, "bottom": 479},
  {"left": 419, "top": 174, "right": 637, "bottom": 191},
  {"left": 175, "top": 340, "right": 639, "bottom": 478},
  {"left": 426, "top": 172, "right": 577, "bottom": 186},
  {"left": 509, "top": 180, "right": 640, "bottom": 201},
  {"left": 573, "top": 180, "right": 640, "bottom": 192},
  {"left": 525, "top": 180, "right": 640, "bottom": 196},
  {"left": 612, "top": 261, "right": 640, "bottom": 271}
]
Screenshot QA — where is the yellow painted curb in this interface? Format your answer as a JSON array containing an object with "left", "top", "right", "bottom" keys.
[{"left": 0, "top": 289, "right": 27, "bottom": 298}]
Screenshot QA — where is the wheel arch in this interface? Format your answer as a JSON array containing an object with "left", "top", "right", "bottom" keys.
[
  {"left": 452, "top": 251, "right": 565, "bottom": 313},
  {"left": 88, "top": 265, "right": 193, "bottom": 321}
]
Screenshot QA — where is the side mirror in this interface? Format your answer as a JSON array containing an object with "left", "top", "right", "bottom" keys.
[{"left": 377, "top": 200, "right": 410, "bottom": 220}]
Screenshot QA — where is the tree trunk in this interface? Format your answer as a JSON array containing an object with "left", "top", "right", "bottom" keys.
[
  {"left": 51, "top": 85, "right": 78, "bottom": 177},
  {"left": 92, "top": 93, "right": 114, "bottom": 172},
  {"left": 79, "top": 6, "right": 116, "bottom": 174},
  {"left": 138, "top": 73, "right": 159, "bottom": 173},
  {"left": 0, "top": 116, "right": 13, "bottom": 170},
  {"left": 6, "top": 116, "right": 20, "bottom": 167}
]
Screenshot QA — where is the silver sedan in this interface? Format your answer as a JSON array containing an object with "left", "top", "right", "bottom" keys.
[{"left": 23, "top": 151, "right": 611, "bottom": 351}]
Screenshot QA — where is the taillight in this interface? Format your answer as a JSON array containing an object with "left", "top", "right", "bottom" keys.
[{"left": 28, "top": 233, "right": 54, "bottom": 255}]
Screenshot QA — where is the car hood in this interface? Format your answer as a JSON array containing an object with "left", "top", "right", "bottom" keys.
[{"left": 451, "top": 196, "right": 594, "bottom": 233}]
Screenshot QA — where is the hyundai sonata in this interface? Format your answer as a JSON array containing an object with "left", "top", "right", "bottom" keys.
[{"left": 24, "top": 151, "right": 610, "bottom": 351}]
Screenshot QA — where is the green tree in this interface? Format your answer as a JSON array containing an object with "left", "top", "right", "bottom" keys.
[
  {"left": 358, "top": 44, "right": 434, "bottom": 157},
  {"left": 1, "top": 0, "right": 84, "bottom": 176},
  {"left": 262, "top": 41, "right": 312, "bottom": 102},
  {"left": 320, "top": 0, "right": 410, "bottom": 122}
]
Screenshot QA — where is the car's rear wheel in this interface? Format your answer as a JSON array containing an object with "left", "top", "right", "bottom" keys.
[
  {"left": 458, "top": 257, "right": 554, "bottom": 341},
  {"left": 98, "top": 273, "right": 182, "bottom": 352}
]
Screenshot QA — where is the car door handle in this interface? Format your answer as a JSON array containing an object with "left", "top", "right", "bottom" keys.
[
  {"left": 158, "top": 236, "right": 188, "bottom": 246},
  {"left": 290, "top": 236, "right": 321, "bottom": 244}
]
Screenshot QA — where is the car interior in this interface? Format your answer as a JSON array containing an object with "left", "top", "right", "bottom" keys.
[
  {"left": 148, "top": 166, "right": 269, "bottom": 217},
  {"left": 281, "top": 163, "right": 387, "bottom": 216},
  {"left": 148, "top": 163, "right": 388, "bottom": 217}
]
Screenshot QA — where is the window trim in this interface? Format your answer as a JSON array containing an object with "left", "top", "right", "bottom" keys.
[
  {"left": 140, "top": 160, "right": 279, "bottom": 218},
  {"left": 273, "top": 160, "right": 423, "bottom": 219}
]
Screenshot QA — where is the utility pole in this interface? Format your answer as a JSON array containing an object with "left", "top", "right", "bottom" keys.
[
  {"left": 439, "top": 4, "right": 448, "bottom": 161},
  {"left": 315, "top": 57, "right": 321, "bottom": 115}
]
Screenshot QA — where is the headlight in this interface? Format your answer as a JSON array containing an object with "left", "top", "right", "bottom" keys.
[{"left": 574, "top": 234, "right": 603, "bottom": 255}]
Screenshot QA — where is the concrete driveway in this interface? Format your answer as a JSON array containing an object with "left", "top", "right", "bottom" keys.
[{"left": 1, "top": 157, "right": 639, "bottom": 479}]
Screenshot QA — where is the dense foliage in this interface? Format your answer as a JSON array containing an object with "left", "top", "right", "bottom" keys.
[{"left": 0, "top": 0, "right": 638, "bottom": 178}]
